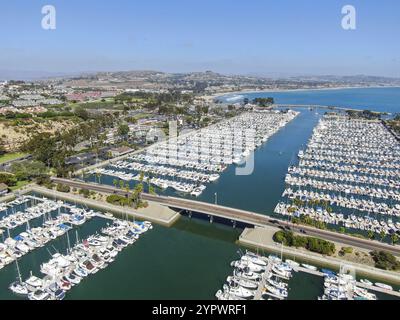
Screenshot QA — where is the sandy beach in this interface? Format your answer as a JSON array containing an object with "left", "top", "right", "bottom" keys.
[{"left": 202, "top": 85, "right": 400, "bottom": 102}]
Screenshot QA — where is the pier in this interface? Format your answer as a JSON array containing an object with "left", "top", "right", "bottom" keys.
[{"left": 253, "top": 263, "right": 284, "bottom": 300}]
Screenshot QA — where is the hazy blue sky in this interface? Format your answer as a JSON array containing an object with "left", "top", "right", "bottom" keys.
[{"left": 1, "top": 0, "right": 399, "bottom": 77}]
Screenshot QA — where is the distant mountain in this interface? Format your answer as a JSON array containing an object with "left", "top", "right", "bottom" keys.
[{"left": 0, "top": 70, "right": 81, "bottom": 81}]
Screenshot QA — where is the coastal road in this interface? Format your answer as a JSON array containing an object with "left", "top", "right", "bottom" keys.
[{"left": 51, "top": 177, "right": 400, "bottom": 256}]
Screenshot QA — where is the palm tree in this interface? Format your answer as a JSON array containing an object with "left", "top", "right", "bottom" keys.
[
  {"left": 380, "top": 231, "right": 386, "bottom": 242},
  {"left": 149, "top": 184, "right": 156, "bottom": 195},
  {"left": 125, "top": 182, "right": 130, "bottom": 194},
  {"left": 146, "top": 173, "right": 152, "bottom": 193},
  {"left": 139, "top": 171, "right": 144, "bottom": 183},
  {"left": 95, "top": 172, "right": 101, "bottom": 184},
  {"left": 119, "top": 180, "right": 124, "bottom": 189},
  {"left": 367, "top": 231, "right": 375, "bottom": 240},
  {"left": 391, "top": 233, "right": 399, "bottom": 245},
  {"left": 113, "top": 179, "right": 118, "bottom": 189},
  {"left": 81, "top": 169, "right": 87, "bottom": 180}
]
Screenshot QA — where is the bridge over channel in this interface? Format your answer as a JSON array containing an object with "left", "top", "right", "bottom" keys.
[{"left": 50, "top": 177, "right": 400, "bottom": 256}]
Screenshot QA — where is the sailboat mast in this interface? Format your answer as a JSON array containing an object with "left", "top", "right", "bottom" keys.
[
  {"left": 66, "top": 230, "right": 71, "bottom": 253},
  {"left": 15, "top": 259, "right": 23, "bottom": 284}
]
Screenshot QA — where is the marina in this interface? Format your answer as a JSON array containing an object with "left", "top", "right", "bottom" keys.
[
  {"left": 1, "top": 92, "right": 399, "bottom": 300},
  {"left": 2, "top": 0, "right": 400, "bottom": 304},
  {"left": 0, "top": 192, "right": 154, "bottom": 300},
  {"left": 215, "top": 251, "right": 396, "bottom": 300},
  {"left": 86, "top": 110, "right": 299, "bottom": 197},
  {"left": 0, "top": 193, "right": 398, "bottom": 300},
  {"left": 275, "top": 114, "right": 400, "bottom": 237},
  {"left": 216, "top": 251, "right": 293, "bottom": 300},
  {"left": 0, "top": 195, "right": 102, "bottom": 270},
  {"left": 11, "top": 219, "right": 152, "bottom": 300}
]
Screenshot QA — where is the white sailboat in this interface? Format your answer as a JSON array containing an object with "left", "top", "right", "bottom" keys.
[{"left": 9, "top": 259, "right": 28, "bottom": 295}]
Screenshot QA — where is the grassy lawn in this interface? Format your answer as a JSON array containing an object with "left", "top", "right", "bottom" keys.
[
  {"left": 0, "top": 152, "right": 28, "bottom": 165},
  {"left": 9, "top": 180, "right": 30, "bottom": 191},
  {"left": 74, "top": 101, "right": 122, "bottom": 110},
  {"left": 134, "top": 113, "right": 152, "bottom": 120}
]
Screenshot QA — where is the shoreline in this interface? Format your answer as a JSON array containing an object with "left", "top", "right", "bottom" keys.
[{"left": 204, "top": 85, "right": 400, "bottom": 101}]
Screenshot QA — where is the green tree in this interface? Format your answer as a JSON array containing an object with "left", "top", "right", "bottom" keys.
[
  {"left": 74, "top": 106, "right": 90, "bottom": 120},
  {"left": 391, "top": 234, "right": 399, "bottom": 245},
  {"left": 0, "top": 139, "right": 6, "bottom": 156},
  {"left": 149, "top": 184, "right": 156, "bottom": 195},
  {"left": 113, "top": 179, "right": 118, "bottom": 189},
  {"left": 10, "top": 160, "right": 48, "bottom": 181},
  {"left": 367, "top": 230, "right": 375, "bottom": 240},
  {"left": 95, "top": 172, "right": 102, "bottom": 184},
  {"left": 118, "top": 124, "right": 130, "bottom": 137}
]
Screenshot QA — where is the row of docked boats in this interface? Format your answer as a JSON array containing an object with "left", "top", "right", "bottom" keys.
[
  {"left": 276, "top": 114, "right": 400, "bottom": 237},
  {"left": 108, "top": 160, "right": 220, "bottom": 183},
  {"left": 0, "top": 196, "right": 98, "bottom": 270},
  {"left": 89, "top": 111, "right": 298, "bottom": 197},
  {"left": 89, "top": 167, "right": 206, "bottom": 196},
  {"left": 0, "top": 198, "right": 61, "bottom": 230},
  {"left": 0, "top": 197, "right": 30, "bottom": 212},
  {"left": 319, "top": 273, "right": 377, "bottom": 300},
  {"left": 9, "top": 219, "right": 152, "bottom": 300},
  {"left": 215, "top": 252, "right": 294, "bottom": 300},
  {"left": 288, "top": 166, "right": 399, "bottom": 190},
  {"left": 274, "top": 202, "right": 400, "bottom": 235},
  {"left": 283, "top": 188, "right": 400, "bottom": 217},
  {"left": 284, "top": 175, "right": 400, "bottom": 200}
]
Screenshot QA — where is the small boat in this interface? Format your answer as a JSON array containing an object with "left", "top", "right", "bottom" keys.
[
  {"left": 9, "top": 259, "right": 28, "bottom": 295},
  {"left": 285, "top": 259, "right": 300, "bottom": 268},
  {"left": 233, "top": 269, "right": 261, "bottom": 282},
  {"left": 375, "top": 282, "right": 393, "bottom": 291},
  {"left": 74, "top": 267, "right": 88, "bottom": 278},
  {"left": 354, "top": 287, "right": 377, "bottom": 300},
  {"left": 28, "top": 290, "right": 51, "bottom": 300},
  {"left": 226, "top": 276, "right": 258, "bottom": 290},
  {"left": 241, "top": 255, "right": 267, "bottom": 267},
  {"left": 105, "top": 212, "right": 114, "bottom": 218},
  {"left": 9, "top": 281, "right": 28, "bottom": 295},
  {"left": 360, "top": 279, "right": 373, "bottom": 286},
  {"left": 321, "top": 269, "right": 336, "bottom": 277},
  {"left": 24, "top": 275, "right": 43, "bottom": 292},
  {"left": 223, "top": 284, "right": 254, "bottom": 300},
  {"left": 231, "top": 260, "right": 265, "bottom": 273},
  {"left": 65, "top": 273, "right": 81, "bottom": 285},
  {"left": 302, "top": 264, "right": 318, "bottom": 271}
]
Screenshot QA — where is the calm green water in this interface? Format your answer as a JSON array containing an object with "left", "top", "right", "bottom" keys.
[
  {"left": 0, "top": 210, "right": 354, "bottom": 300},
  {"left": 0, "top": 215, "right": 109, "bottom": 300}
]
